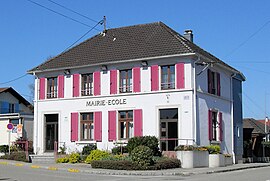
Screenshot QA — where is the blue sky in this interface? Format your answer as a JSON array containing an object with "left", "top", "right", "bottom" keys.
[{"left": 1, "top": 0, "right": 270, "bottom": 119}]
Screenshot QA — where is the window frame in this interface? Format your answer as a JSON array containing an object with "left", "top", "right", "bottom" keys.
[
  {"left": 80, "top": 112, "right": 94, "bottom": 141},
  {"left": 208, "top": 69, "right": 220, "bottom": 96},
  {"left": 119, "top": 69, "right": 132, "bottom": 93},
  {"left": 118, "top": 110, "right": 133, "bottom": 139},
  {"left": 47, "top": 77, "right": 58, "bottom": 99},
  {"left": 160, "top": 65, "right": 175, "bottom": 90},
  {"left": 9, "top": 103, "right": 15, "bottom": 113},
  {"left": 81, "top": 73, "right": 94, "bottom": 96}
]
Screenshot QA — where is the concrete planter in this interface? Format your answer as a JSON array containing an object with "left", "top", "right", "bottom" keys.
[
  {"left": 224, "top": 156, "right": 233, "bottom": 166},
  {"left": 209, "top": 154, "right": 225, "bottom": 167},
  {"left": 176, "top": 150, "right": 209, "bottom": 168}
]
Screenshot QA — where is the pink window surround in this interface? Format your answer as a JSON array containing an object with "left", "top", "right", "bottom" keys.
[
  {"left": 58, "top": 75, "right": 64, "bottom": 98},
  {"left": 73, "top": 74, "right": 80, "bottom": 97},
  {"left": 208, "top": 110, "right": 212, "bottom": 141},
  {"left": 94, "top": 112, "right": 102, "bottom": 142},
  {"left": 219, "top": 112, "right": 223, "bottom": 141},
  {"left": 110, "top": 70, "right": 117, "bottom": 94},
  {"left": 93, "top": 71, "right": 101, "bottom": 96},
  {"left": 134, "top": 109, "right": 143, "bottom": 136},
  {"left": 133, "top": 67, "right": 141, "bottom": 93},
  {"left": 176, "top": 63, "right": 185, "bottom": 89},
  {"left": 71, "top": 112, "right": 79, "bottom": 142},
  {"left": 151, "top": 65, "right": 159, "bottom": 91},
  {"left": 108, "top": 111, "right": 116, "bottom": 141},
  {"left": 39, "top": 78, "right": 46, "bottom": 100}
]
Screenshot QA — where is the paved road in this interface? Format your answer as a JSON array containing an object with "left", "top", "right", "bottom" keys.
[{"left": 1, "top": 164, "right": 270, "bottom": 181}]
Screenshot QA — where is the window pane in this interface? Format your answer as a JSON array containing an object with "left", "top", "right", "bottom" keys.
[
  {"left": 90, "top": 123, "right": 94, "bottom": 140},
  {"left": 128, "top": 111, "right": 133, "bottom": 118},
  {"left": 82, "top": 123, "right": 88, "bottom": 140},
  {"left": 119, "top": 111, "right": 126, "bottom": 119},
  {"left": 120, "top": 122, "right": 126, "bottom": 138},
  {"left": 128, "top": 122, "right": 134, "bottom": 138}
]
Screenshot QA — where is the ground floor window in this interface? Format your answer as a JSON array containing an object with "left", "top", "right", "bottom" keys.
[
  {"left": 211, "top": 111, "right": 218, "bottom": 141},
  {"left": 80, "top": 112, "right": 94, "bottom": 140},
  {"left": 118, "top": 110, "right": 133, "bottom": 139}
]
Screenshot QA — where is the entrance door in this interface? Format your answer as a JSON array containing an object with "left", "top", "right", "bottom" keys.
[
  {"left": 160, "top": 109, "right": 178, "bottom": 151},
  {"left": 45, "top": 114, "right": 58, "bottom": 151}
]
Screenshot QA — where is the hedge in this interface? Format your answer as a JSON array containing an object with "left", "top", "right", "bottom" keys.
[{"left": 91, "top": 157, "right": 180, "bottom": 170}]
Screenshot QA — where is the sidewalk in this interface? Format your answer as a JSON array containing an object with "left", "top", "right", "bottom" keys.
[{"left": 1, "top": 159, "right": 270, "bottom": 176}]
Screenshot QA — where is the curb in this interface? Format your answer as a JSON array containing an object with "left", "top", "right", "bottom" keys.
[{"left": 1, "top": 160, "right": 270, "bottom": 176}]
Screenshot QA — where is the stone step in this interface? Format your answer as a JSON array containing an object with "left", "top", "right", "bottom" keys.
[{"left": 29, "top": 154, "right": 56, "bottom": 164}]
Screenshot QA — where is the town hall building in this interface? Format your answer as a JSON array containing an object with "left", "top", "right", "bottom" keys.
[{"left": 28, "top": 22, "right": 245, "bottom": 163}]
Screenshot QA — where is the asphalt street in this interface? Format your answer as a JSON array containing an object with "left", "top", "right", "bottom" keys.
[{"left": 1, "top": 164, "right": 270, "bottom": 181}]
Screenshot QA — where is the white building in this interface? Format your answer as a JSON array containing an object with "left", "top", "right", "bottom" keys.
[
  {"left": 0, "top": 87, "right": 33, "bottom": 145},
  {"left": 28, "top": 22, "right": 245, "bottom": 163}
]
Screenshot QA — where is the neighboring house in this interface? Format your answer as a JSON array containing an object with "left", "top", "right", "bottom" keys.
[
  {"left": 0, "top": 87, "right": 34, "bottom": 145},
  {"left": 28, "top": 22, "right": 245, "bottom": 163},
  {"left": 243, "top": 118, "right": 270, "bottom": 161}
]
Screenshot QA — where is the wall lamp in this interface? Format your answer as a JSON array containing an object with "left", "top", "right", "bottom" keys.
[
  {"left": 141, "top": 61, "right": 148, "bottom": 67},
  {"left": 101, "top": 65, "right": 107, "bottom": 71},
  {"left": 64, "top": 69, "right": 70, "bottom": 75}
]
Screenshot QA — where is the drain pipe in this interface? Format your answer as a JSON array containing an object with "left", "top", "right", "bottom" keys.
[{"left": 33, "top": 72, "right": 39, "bottom": 155}]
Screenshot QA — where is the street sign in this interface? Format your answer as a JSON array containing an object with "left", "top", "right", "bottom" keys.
[{"left": 7, "top": 123, "right": 13, "bottom": 130}]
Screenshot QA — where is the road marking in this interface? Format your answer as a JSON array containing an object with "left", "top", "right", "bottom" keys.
[
  {"left": 15, "top": 163, "right": 24, "bottom": 166},
  {"left": 31, "top": 165, "right": 41, "bottom": 169},
  {"left": 48, "top": 167, "right": 58, "bottom": 171},
  {"left": 0, "top": 162, "right": 8, "bottom": 165},
  {"left": 68, "top": 168, "right": 80, "bottom": 173}
]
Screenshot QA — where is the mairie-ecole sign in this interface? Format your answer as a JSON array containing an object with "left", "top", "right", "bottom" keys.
[{"left": 86, "top": 98, "right": 127, "bottom": 107}]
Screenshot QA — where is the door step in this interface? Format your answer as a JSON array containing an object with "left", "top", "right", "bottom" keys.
[{"left": 29, "top": 154, "right": 55, "bottom": 164}]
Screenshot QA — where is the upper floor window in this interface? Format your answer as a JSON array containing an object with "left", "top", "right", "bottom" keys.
[
  {"left": 161, "top": 65, "right": 175, "bottom": 90},
  {"left": 47, "top": 77, "right": 58, "bottom": 98},
  {"left": 208, "top": 69, "right": 220, "bottom": 96},
  {"left": 119, "top": 69, "right": 132, "bottom": 93},
  {"left": 119, "top": 110, "right": 133, "bottom": 139},
  {"left": 81, "top": 74, "right": 93, "bottom": 96},
  {"left": 9, "top": 103, "right": 15, "bottom": 113},
  {"left": 80, "top": 112, "right": 94, "bottom": 140}
]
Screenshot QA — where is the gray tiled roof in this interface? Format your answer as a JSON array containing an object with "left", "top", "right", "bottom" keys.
[{"left": 28, "top": 22, "right": 242, "bottom": 76}]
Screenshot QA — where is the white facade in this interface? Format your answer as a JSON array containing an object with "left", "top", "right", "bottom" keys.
[{"left": 32, "top": 55, "right": 240, "bottom": 159}]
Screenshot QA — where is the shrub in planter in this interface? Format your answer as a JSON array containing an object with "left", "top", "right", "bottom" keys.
[
  {"left": 206, "top": 145, "right": 221, "bottom": 154},
  {"left": 127, "top": 136, "right": 161, "bottom": 156},
  {"left": 85, "top": 150, "right": 110, "bottom": 164},
  {"left": 130, "top": 145, "right": 153, "bottom": 167},
  {"left": 111, "top": 146, "right": 128, "bottom": 155},
  {"left": 68, "top": 152, "right": 81, "bottom": 163},
  {"left": 82, "top": 144, "right": 97, "bottom": 155}
]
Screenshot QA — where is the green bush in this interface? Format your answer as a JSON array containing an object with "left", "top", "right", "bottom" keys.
[
  {"left": 101, "top": 154, "right": 131, "bottom": 161},
  {"left": 0, "top": 145, "right": 9, "bottom": 154},
  {"left": 206, "top": 145, "right": 221, "bottom": 154},
  {"left": 111, "top": 146, "right": 128, "bottom": 155},
  {"left": 126, "top": 136, "right": 161, "bottom": 156},
  {"left": 56, "top": 157, "right": 69, "bottom": 163},
  {"left": 68, "top": 152, "right": 81, "bottom": 163},
  {"left": 85, "top": 150, "right": 110, "bottom": 164},
  {"left": 0, "top": 152, "right": 28, "bottom": 162},
  {"left": 91, "top": 157, "right": 180, "bottom": 170},
  {"left": 130, "top": 145, "right": 153, "bottom": 167},
  {"left": 82, "top": 144, "right": 97, "bottom": 155}
]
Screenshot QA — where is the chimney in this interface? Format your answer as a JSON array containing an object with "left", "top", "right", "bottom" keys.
[{"left": 183, "top": 29, "right": 193, "bottom": 42}]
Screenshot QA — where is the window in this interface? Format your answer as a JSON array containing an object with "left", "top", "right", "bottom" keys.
[
  {"left": 47, "top": 77, "right": 58, "bottom": 98},
  {"left": 80, "top": 113, "right": 94, "bottom": 140},
  {"left": 208, "top": 69, "right": 220, "bottom": 96},
  {"left": 81, "top": 74, "right": 93, "bottom": 96},
  {"left": 118, "top": 110, "right": 133, "bottom": 139},
  {"left": 119, "top": 69, "right": 132, "bottom": 93},
  {"left": 211, "top": 111, "right": 218, "bottom": 141},
  {"left": 161, "top": 65, "right": 175, "bottom": 90},
  {"left": 9, "top": 103, "right": 15, "bottom": 113}
]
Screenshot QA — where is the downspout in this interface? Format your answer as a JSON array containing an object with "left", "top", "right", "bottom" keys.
[
  {"left": 231, "top": 73, "right": 236, "bottom": 164},
  {"left": 193, "top": 56, "right": 201, "bottom": 145},
  {"left": 33, "top": 72, "right": 39, "bottom": 155}
]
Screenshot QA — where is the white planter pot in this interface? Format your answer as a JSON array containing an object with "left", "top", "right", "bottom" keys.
[
  {"left": 176, "top": 150, "right": 209, "bottom": 168},
  {"left": 209, "top": 154, "right": 225, "bottom": 167},
  {"left": 224, "top": 156, "right": 233, "bottom": 166}
]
